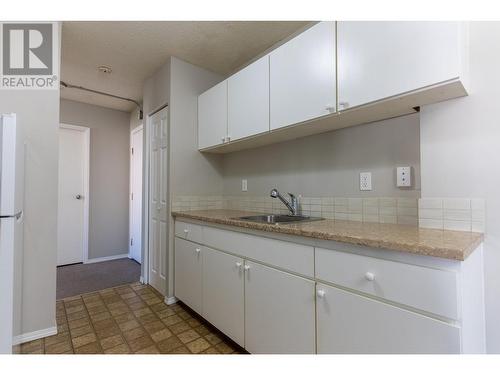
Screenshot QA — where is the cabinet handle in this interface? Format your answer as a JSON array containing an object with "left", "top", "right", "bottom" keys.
[
  {"left": 183, "top": 229, "right": 189, "bottom": 234},
  {"left": 365, "top": 272, "right": 375, "bottom": 281},
  {"left": 226, "top": 135, "right": 231, "bottom": 142},
  {"left": 339, "top": 101, "right": 349, "bottom": 110},
  {"left": 243, "top": 265, "right": 251, "bottom": 271},
  {"left": 235, "top": 262, "right": 242, "bottom": 268},
  {"left": 195, "top": 248, "right": 201, "bottom": 254},
  {"left": 317, "top": 290, "right": 326, "bottom": 298},
  {"left": 221, "top": 137, "right": 226, "bottom": 144},
  {"left": 325, "top": 105, "right": 335, "bottom": 113}
]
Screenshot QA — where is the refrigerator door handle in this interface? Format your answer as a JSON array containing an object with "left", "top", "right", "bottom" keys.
[{"left": 0, "top": 211, "right": 22, "bottom": 220}]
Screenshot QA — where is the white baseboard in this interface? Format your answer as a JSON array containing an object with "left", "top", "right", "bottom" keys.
[
  {"left": 13, "top": 326, "right": 57, "bottom": 345},
  {"left": 165, "top": 296, "right": 178, "bottom": 305},
  {"left": 84, "top": 253, "right": 129, "bottom": 264}
]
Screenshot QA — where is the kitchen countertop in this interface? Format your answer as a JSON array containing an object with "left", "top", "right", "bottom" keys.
[{"left": 171, "top": 209, "right": 484, "bottom": 261}]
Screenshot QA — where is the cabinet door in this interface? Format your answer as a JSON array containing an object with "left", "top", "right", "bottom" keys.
[
  {"left": 202, "top": 248, "right": 244, "bottom": 347},
  {"left": 198, "top": 80, "right": 227, "bottom": 149},
  {"left": 316, "top": 283, "right": 461, "bottom": 354},
  {"left": 337, "top": 21, "right": 463, "bottom": 109},
  {"left": 244, "top": 261, "right": 315, "bottom": 353},
  {"left": 270, "top": 21, "right": 336, "bottom": 130},
  {"left": 174, "top": 238, "right": 203, "bottom": 313},
  {"left": 228, "top": 55, "right": 270, "bottom": 141}
]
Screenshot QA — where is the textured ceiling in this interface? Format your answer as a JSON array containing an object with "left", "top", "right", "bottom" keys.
[{"left": 60, "top": 21, "right": 311, "bottom": 112}]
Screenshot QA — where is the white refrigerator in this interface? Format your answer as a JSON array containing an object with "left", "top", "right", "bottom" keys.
[{"left": 0, "top": 114, "right": 24, "bottom": 354}]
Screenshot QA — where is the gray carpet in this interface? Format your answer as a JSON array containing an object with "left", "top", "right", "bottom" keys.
[{"left": 56, "top": 258, "right": 141, "bottom": 300}]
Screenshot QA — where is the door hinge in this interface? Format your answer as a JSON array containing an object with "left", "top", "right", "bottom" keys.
[
  {"left": 131, "top": 147, "right": 134, "bottom": 155},
  {"left": 130, "top": 238, "right": 133, "bottom": 246}
]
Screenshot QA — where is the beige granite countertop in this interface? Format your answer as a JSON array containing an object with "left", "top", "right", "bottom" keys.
[{"left": 171, "top": 209, "right": 484, "bottom": 261}]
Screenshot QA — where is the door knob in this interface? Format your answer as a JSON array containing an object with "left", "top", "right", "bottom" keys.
[{"left": 75, "top": 194, "right": 83, "bottom": 200}]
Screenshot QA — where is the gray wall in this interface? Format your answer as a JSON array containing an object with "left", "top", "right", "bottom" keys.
[
  {"left": 170, "top": 57, "right": 225, "bottom": 197},
  {"left": 60, "top": 99, "right": 131, "bottom": 260},
  {"left": 222, "top": 113, "right": 421, "bottom": 198},
  {"left": 420, "top": 22, "right": 500, "bottom": 353}
]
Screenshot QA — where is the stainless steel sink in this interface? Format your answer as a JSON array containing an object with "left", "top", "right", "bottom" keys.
[{"left": 235, "top": 214, "right": 324, "bottom": 224}]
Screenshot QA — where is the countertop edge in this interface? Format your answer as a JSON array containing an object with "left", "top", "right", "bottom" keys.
[{"left": 171, "top": 210, "right": 484, "bottom": 261}]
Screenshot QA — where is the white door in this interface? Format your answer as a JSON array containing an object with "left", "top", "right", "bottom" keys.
[
  {"left": 270, "top": 21, "right": 336, "bottom": 130},
  {"left": 148, "top": 108, "right": 168, "bottom": 294},
  {"left": 244, "top": 260, "right": 315, "bottom": 353},
  {"left": 57, "top": 126, "right": 88, "bottom": 266},
  {"left": 202, "top": 247, "right": 244, "bottom": 346},
  {"left": 316, "top": 283, "right": 461, "bottom": 354},
  {"left": 228, "top": 55, "right": 270, "bottom": 141},
  {"left": 129, "top": 126, "right": 143, "bottom": 263},
  {"left": 198, "top": 80, "right": 227, "bottom": 149},
  {"left": 337, "top": 21, "right": 463, "bottom": 109},
  {"left": 174, "top": 238, "right": 203, "bottom": 313}
]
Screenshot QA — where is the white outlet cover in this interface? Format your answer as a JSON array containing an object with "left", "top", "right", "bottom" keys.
[
  {"left": 360, "top": 172, "right": 372, "bottom": 191},
  {"left": 242, "top": 179, "right": 248, "bottom": 192},
  {"left": 397, "top": 167, "right": 412, "bottom": 187}
]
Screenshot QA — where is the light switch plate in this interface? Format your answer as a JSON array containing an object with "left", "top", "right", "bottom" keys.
[
  {"left": 242, "top": 179, "right": 248, "bottom": 192},
  {"left": 397, "top": 167, "right": 412, "bottom": 187},
  {"left": 360, "top": 172, "right": 372, "bottom": 191}
]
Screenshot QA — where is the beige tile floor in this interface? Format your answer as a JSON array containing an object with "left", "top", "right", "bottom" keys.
[{"left": 19, "top": 282, "right": 244, "bottom": 354}]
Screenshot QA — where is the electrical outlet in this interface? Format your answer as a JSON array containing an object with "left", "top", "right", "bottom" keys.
[
  {"left": 397, "top": 167, "right": 412, "bottom": 187},
  {"left": 241, "top": 179, "right": 248, "bottom": 192},
  {"left": 360, "top": 172, "right": 372, "bottom": 191}
]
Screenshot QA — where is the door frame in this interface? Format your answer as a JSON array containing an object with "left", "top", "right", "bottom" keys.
[
  {"left": 59, "top": 123, "right": 90, "bottom": 264},
  {"left": 129, "top": 124, "right": 143, "bottom": 262},
  {"left": 143, "top": 104, "right": 169, "bottom": 292}
]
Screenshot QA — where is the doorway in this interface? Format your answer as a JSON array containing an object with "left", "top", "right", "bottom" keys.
[
  {"left": 129, "top": 125, "right": 143, "bottom": 263},
  {"left": 57, "top": 124, "right": 89, "bottom": 266}
]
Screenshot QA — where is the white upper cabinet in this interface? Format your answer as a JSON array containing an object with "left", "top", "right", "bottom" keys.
[
  {"left": 228, "top": 55, "right": 270, "bottom": 141},
  {"left": 337, "top": 21, "right": 466, "bottom": 109},
  {"left": 198, "top": 80, "right": 227, "bottom": 149},
  {"left": 270, "top": 22, "right": 336, "bottom": 130}
]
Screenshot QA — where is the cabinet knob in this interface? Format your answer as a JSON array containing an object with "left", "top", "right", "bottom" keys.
[
  {"left": 317, "top": 290, "right": 326, "bottom": 298},
  {"left": 195, "top": 248, "right": 201, "bottom": 254},
  {"left": 365, "top": 272, "right": 375, "bottom": 281},
  {"left": 221, "top": 137, "right": 225, "bottom": 143},
  {"left": 243, "top": 265, "right": 251, "bottom": 271},
  {"left": 226, "top": 135, "right": 231, "bottom": 142},
  {"left": 325, "top": 105, "right": 335, "bottom": 113},
  {"left": 235, "top": 262, "right": 242, "bottom": 268}
]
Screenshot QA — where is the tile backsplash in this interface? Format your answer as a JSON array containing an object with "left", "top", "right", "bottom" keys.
[
  {"left": 418, "top": 198, "right": 485, "bottom": 233},
  {"left": 172, "top": 195, "right": 486, "bottom": 233},
  {"left": 172, "top": 195, "right": 419, "bottom": 226}
]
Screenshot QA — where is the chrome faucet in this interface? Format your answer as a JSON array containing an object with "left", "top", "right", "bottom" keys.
[{"left": 270, "top": 188, "right": 299, "bottom": 216}]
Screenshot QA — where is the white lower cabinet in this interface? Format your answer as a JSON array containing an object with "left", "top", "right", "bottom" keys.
[
  {"left": 202, "top": 247, "right": 244, "bottom": 347},
  {"left": 316, "top": 283, "right": 461, "bottom": 354},
  {"left": 244, "top": 261, "right": 316, "bottom": 354},
  {"left": 174, "top": 238, "right": 203, "bottom": 313}
]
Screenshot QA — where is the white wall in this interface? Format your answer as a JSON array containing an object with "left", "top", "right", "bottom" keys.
[
  {"left": 222, "top": 113, "right": 421, "bottom": 198},
  {"left": 420, "top": 21, "right": 500, "bottom": 353},
  {"left": 60, "top": 99, "right": 131, "bottom": 260}
]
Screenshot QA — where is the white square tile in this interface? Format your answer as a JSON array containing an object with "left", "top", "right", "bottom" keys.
[
  {"left": 397, "top": 198, "right": 418, "bottom": 208},
  {"left": 444, "top": 209, "right": 471, "bottom": 221},
  {"left": 444, "top": 220, "right": 471, "bottom": 232},
  {"left": 443, "top": 198, "right": 471, "bottom": 210},
  {"left": 348, "top": 198, "right": 362, "bottom": 213},
  {"left": 471, "top": 198, "right": 486, "bottom": 210},
  {"left": 334, "top": 197, "right": 348, "bottom": 206},
  {"left": 348, "top": 213, "right": 363, "bottom": 222},
  {"left": 363, "top": 215, "right": 379, "bottom": 223},
  {"left": 363, "top": 206, "right": 379, "bottom": 215},
  {"left": 397, "top": 207, "right": 418, "bottom": 217},
  {"left": 418, "top": 198, "right": 443, "bottom": 209},
  {"left": 472, "top": 221, "right": 485, "bottom": 233},
  {"left": 398, "top": 216, "right": 418, "bottom": 225},
  {"left": 335, "top": 212, "right": 349, "bottom": 221},
  {"left": 379, "top": 207, "right": 397, "bottom": 216},
  {"left": 472, "top": 209, "right": 485, "bottom": 222},
  {"left": 419, "top": 208, "right": 443, "bottom": 220},
  {"left": 362, "top": 198, "right": 379, "bottom": 207},
  {"left": 419, "top": 218, "right": 444, "bottom": 230}
]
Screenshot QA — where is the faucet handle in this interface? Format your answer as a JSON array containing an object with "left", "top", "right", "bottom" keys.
[{"left": 287, "top": 192, "right": 297, "bottom": 201}]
